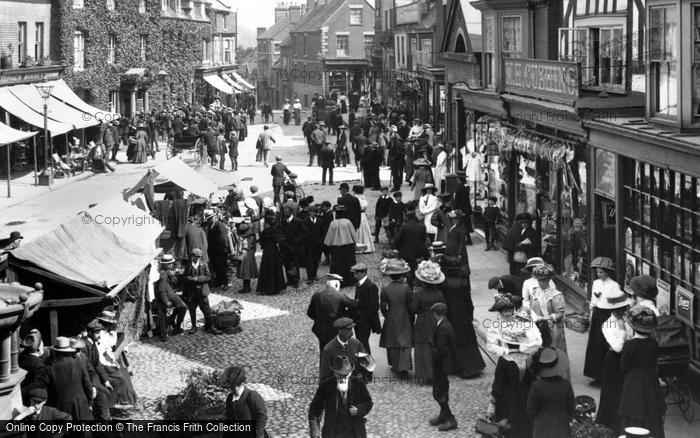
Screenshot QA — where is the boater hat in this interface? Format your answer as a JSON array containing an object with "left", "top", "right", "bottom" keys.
[
  {"left": 51, "top": 337, "right": 76, "bottom": 353},
  {"left": 97, "top": 310, "right": 118, "bottom": 325}
]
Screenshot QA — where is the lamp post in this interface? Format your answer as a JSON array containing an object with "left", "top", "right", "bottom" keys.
[{"left": 35, "top": 84, "right": 54, "bottom": 186}]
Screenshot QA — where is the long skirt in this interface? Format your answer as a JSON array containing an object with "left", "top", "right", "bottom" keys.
[
  {"left": 387, "top": 347, "right": 412, "bottom": 373},
  {"left": 329, "top": 244, "right": 356, "bottom": 286},
  {"left": 104, "top": 365, "right": 137, "bottom": 405},
  {"left": 133, "top": 140, "right": 148, "bottom": 164},
  {"left": 414, "top": 343, "right": 433, "bottom": 382},
  {"left": 441, "top": 276, "right": 485, "bottom": 377},
  {"left": 356, "top": 213, "right": 375, "bottom": 253},
  {"left": 236, "top": 246, "right": 258, "bottom": 280},
  {"left": 257, "top": 244, "right": 286, "bottom": 295},
  {"left": 597, "top": 350, "right": 623, "bottom": 433},
  {"left": 583, "top": 307, "right": 613, "bottom": 380}
]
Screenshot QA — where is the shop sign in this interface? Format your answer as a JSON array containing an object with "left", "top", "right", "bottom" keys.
[
  {"left": 675, "top": 286, "right": 694, "bottom": 326},
  {"left": 396, "top": 2, "right": 420, "bottom": 25},
  {"left": 503, "top": 58, "right": 580, "bottom": 104}
]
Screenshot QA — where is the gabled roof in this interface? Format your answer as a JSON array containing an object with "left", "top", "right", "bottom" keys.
[
  {"left": 291, "top": 0, "right": 346, "bottom": 34},
  {"left": 258, "top": 17, "right": 291, "bottom": 41},
  {"left": 441, "top": 0, "right": 480, "bottom": 53}
]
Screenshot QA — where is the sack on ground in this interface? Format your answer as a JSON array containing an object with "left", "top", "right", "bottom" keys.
[{"left": 212, "top": 300, "right": 242, "bottom": 334}]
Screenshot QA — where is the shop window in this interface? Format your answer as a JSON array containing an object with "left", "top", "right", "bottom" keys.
[
  {"left": 622, "top": 159, "right": 699, "bottom": 337},
  {"left": 501, "top": 16, "right": 522, "bottom": 58},
  {"left": 649, "top": 5, "right": 678, "bottom": 117}
]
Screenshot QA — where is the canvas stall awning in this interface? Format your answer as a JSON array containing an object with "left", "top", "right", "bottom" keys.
[
  {"left": 124, "top": 158, "right": 218, "bottom": 200},
  {"left": 85, "top": 196, "right": 163, "bottom": 250},
  {"left": 9, "top": 84, "right": 99, "bottom": 130},
  {"left": 0, "top": 121, "right": 36, "bottom": 145},
  {"left": 222, "top": 74, "right": 244, "bottom": 93},
  {"left": 11, "top": 209, "right": 160, "bottom": 291},
  {"left": 204, "top": 74, "right": 234, "bottom": 94},
  {"left": 0, "top": 87, "right": 73, "bottom": 136},
  {"left": 47, "top": 79, "right": 121, "bottom": 121},
  {"left": 231, "top": 71, "right": 255, "bottom": 90}
]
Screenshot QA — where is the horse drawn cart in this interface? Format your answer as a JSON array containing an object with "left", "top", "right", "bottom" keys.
[{"left": 166, "top": 134, "right": 204, "bottom": 165}]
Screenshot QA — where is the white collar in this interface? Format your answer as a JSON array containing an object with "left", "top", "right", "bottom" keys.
[
  {"left": 191, "top": 260, "right": 201, "bottom": 269},
  {"left": 286, "top": 215, "right": 294, "bottom": 223},
  {"left": 337, "top": 336, "right": 348, "bottom": 347},
  {"left": 358, "top": 276, "right": 367, "bottom": 286}
]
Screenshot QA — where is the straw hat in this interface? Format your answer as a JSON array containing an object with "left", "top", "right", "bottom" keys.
[
  {"left": 97, "top": 310, "right": 118, "bottom": 325},
  {"left": 51, "top": 337, "right": 76, "bottom": 353},
  {"left": 590, "top": 257, "right": 615, "bottom": 273},
  {"left": 381, "top": 258, "right": 411, "bottom": 275},
  {"left": 598, "top": 289, "right": 634, "bottom": 310},
  {"left": 415, "top": 260, "right": 445, "bottom": 284}
]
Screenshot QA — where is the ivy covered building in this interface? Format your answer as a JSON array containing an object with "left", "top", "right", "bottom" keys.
[{"left": 53, "top": 0, "right": 237, "bottom": 116}]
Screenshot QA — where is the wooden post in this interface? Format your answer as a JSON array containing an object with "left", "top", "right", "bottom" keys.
[
  {"left": 5, "top": 144, "right": 10, "bottom": 198},
  {"left": 49, "top": 309, "right": 58, "bottom": 345},
  {"left": 33, "top": 136, "right": 38, "bottom": 186}
]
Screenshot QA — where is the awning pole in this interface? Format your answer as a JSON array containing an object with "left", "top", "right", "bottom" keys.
[
  {"left": 33, "top": 136, "right": 38, "bottom": 186},
  {"left": 5, "top": 144, "right": 10, "bottom": 198}
]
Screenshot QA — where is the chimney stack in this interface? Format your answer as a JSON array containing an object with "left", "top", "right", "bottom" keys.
[
  {"left": 274, "top": 6, "right": 288, "bottom": 23},
  {"left": 257, "top": 27, "right": 267, "bottom": 36},
  {"left": 289, "top": 5, "right": 301, "bottom": 23}
]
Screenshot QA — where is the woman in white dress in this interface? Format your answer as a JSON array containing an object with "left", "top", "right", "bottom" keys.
[
  {"left": 352, "top": 185, "right": 375, "bottom": 253},
  {"left": 419, "top": 183, "right": 439, "bottom": 242}
]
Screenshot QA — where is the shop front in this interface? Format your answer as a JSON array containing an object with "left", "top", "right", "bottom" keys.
[{"left": 587, "top": 118, "right": 700, "bottom": 391}]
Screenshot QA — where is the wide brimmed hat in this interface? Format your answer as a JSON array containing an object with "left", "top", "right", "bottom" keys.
[
  {"left": 412, "top": 158, "right": 431, "bottom": 166},
  {"left": 415, "top": 260, "right": 445, "bottom": 284},
  {"left": 69, "top": 337, "right": 86, "bottom": 350},
  {"left": 381, "top": 258, "right": 411, "bottom": 275},
  {"left": 160, "top": 254, "right": 175, "bottom": 265},
  {"left": 599, "top": 289, "right": 633, "bottom": 310},
  {"left": 523, "top": 257, "right": 546, "bottom": 272},
  {"left": 626, "top": 305, "right": 657, "bottom": 334},
  {"left": 496, "top": 329, "right": 530, "bottom": 346},
  {"left": 330, "top": 355, "right": 354, "bottom": 376},
  {"left": 97, "top": 310, "right": 118, "bottom": 325},
  {"left": 590, "top": 257, "right": 615, "bottom": 273},
  {"left": 219, "top": 366, "right": 246, "bottom": 388},
  {"left": 532, "top": 264, "right": 554, "bottom": 280},
  {"left": 430, "top": 241, "right": 446, "bottom": 250},
  {"left": 630, "top": 275, "right": 658, "bottom": 301},
  {"left": 203, "top": 209, "right": 216, "bottom": 220},
  {"left": 422, "top": 183, "right": 437, "bottom": 192},
  {"left": 51, "top": 337, "right": 76, "bottom": 353},
  {"left": 489, "top": 293, "right": 516, "bottom": 312},
  {"left": 536, "top": 347, "right": 570, "bottom": 378}
]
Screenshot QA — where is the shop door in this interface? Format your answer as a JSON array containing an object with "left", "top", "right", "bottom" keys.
[{"left": 594, "top": 194, "right": 616, "bottom": 261}]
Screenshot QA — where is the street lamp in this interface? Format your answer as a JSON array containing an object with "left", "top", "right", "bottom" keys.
[{"left": 35, "top": 84, "right": 54, "bottom": 186}]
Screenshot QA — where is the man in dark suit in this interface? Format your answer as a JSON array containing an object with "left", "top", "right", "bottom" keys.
[
  {"left": 350, "top": 264, "right": 381, "bottom": 354},
  {"left": 374, "top": 187, "right": 392, "bottom": 243},
  {"left": 394, "top": 211, "right": 428, "bottom": 283},
  {"left": 45, "top": 337, "right": 94, "bottom": 422},
  {"left": 429, "top": 302, "right": 458, "bottom": 431},
  {"left": 203, "top": 125, "right": 218, "bottom": 166},
  {"left": 280, "top": 204, "right": 309, "bottom": 288},
  {"left": 83, "top": 322, "right": 115, "bottom": 420},
  {"left": 205, "top": 211, "right": 231, "bottom": 289},
  {"left": 453, "top": 179, "right": 474, "bottom": 244},
  {"left": 18, "top": 331, "right": 48, "bottom": 406},
  {"left": 337, "top": 182, "right": 361, "bottom": 229},
  {"left": 319, "top": 141, "right": 335, "bottom": 185},
  {"left": 153, "top": 255, "right": 187, "bottom": 341},
  {"left": 309, "top": 355, "right": 373, "bottom": 438},
  {"left": 307, "top": 277, "right": 356, "bottom": 357},
  {"left": 319, "top": 317, "right": 367, "bottom": 381},
  {"left": 304, "top": 206, "right": 325, "bottom": 283},
  {"left": 271, "top": 155, "right": 292, "bottom": 204},
  {"left": 182, "top": 248, "right": 221, "bottom": 335},
  {"left": 386, "top": 191, "right": 405, "bottom": 246}
]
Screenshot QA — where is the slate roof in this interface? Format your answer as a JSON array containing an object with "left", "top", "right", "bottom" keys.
[
  {"left": 290, "top": 0, "right": 346, "bottom": 34},
  {"left": 258, "top": 17, "right": 291, "bottom": 41}
]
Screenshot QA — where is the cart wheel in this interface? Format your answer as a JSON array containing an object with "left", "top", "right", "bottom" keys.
[
  {"left": 166, "top": 138, "right": 174, "bottom": 159},
  {"left": 676, "top": 379, "right": 695, "bottom": 422}
]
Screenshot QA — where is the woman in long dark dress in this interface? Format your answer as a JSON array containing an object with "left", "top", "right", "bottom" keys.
[
  {"left": 527, "top": 347, "right": 575, "bottom": 438},
  {"left": 444, "top": 210, "right": 469, "bottom": 261},
  {"left": 379, "top": 259, "right": 414, "bottom": 374},
  {"left": 618, "top": 306, "right": 665, "bottom": 438},
  {"left": 584, "top": 257, "right": 624, "bottom": 382},
  {"left": 596, "top": 291, "right": 633, "bottom": 433},
  {"left": 409, "top": 261, "right": 445, "bottom": 383},
  {"left": 486, "top": 294, "right": 542, "bottom": 438},
  {"left": 256, "top": 217, "right": 286, "bottom": 295},
  {"left": 323, "top": 209, "right": 357, "bottom": 287},
  {"left": 236, "top": 220, "right": 259, "bottom": 293},
  {"left": 439, "top": 256, "right": 485, "bottom": 378}
]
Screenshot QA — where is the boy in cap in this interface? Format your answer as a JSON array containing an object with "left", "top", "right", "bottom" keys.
[
  {"left": 429, "top": 302, "right": 458, "bottom": 431},
  {"left": 13, "top": 388, "right": 72, "bottom": 421},
  {"left": 319, "top": 317, "right": 368, "bottom": 381},
  {"left": 482, "top": 196, "right": 501, "bottom": 251}
]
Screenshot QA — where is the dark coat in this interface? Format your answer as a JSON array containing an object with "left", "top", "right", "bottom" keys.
[
  {"left": 224, "top": 387, "right": 268, "bottom": 438},
  {"left": 207, "top": 220, "right": 231, "bottom": 256},
  {"left": 46, "top": 356, "right": 93, "bottom": 421},
  {"left": 337, "top": 193, "right": 361, "bottom": 229},
  {"left": 496, "top": 275, "right": 524, "bottom": 296},
  {"left": 304, "top": 217, "right": 326, "bottom": 248},
  {"left": 185, "top": 223, "right": 209, "bottom": 262},
  {"left": 319, "top": 211, "right": 334, "bottom": 240},
  {"left": 410, "top": 287, "right": 445, "bottom": 344},
  {"left": 353, "top": 279, "right": 381, "bottom": 334},
  {"left": 280, "top": 216, "right": 309, "bottom": 249},
  {"left": 445, "top": 222, "right": 470, "bottom": 262},
  {"left": 308, "top": 376, "right": 373, "bottom": 438},
  {"left": 432, "top": 319, "right": 457, "bottom": 374},
  {"left": 19, "top": 352, "right": 48, "bottom": 400},
  {"left": 37, "top": 405, "right": 72, "bottom": 421},
  {"left": 271, "top": 162, "right": 292, "bottom": 186},
  {"left": 307, "top": 287, "right": 356, "bottom": 343},
  {"left": 182, "top": 261, "right": 212, "bottom": 298},
  {"left": 452, "top": 183, "right": 474, "bottom": 230},
  {"left": 319, "top": 145, "right": 335, "bottom": 168},
  {"left": 527, "top": 377, "right": 575, "bottom": 438},
  {"left": 319, "top": 337, "right": 366, "bottom": 381},
  {"left": 483, "top": 205, "right": 501, "bottom": 225},
  {"left": 83, "top": 338, "right": 109, "bottom": 387},
  {"left": 375, "top": 195, "right": 392, "bottom": 219},
  {"left": 388, "top": 200, "right": 405, "bottom": 226},
  {"left": 511, "top": 225, "right": 539, "bottom": 258},
  {"left": 395, "top": 220, "right": 428, "bottom": 261}
]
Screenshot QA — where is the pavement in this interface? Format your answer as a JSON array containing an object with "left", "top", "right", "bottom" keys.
[{"left": 4, "top": 110, "right": 697, "bottom": 437}]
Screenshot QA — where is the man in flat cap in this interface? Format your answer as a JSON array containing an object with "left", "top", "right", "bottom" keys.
[
  {"left": 182, "top": 248, "right": 221, "bottom": 335},
  {"left": 308, "top": 276, "right": 357, "bottom": 360},
  {"left": 319, "top": 317, "right": 368, "bottom": 381},
  {"left": 154, "top": 254, "right": 188, "bottom": 342},
  {"left": 429, "top": 302, "right": 458, "bottom": 431},
  {"left": 350, "top": 264, "right": 381, "bottom": 354},
  {"left": 83, "top": 321, "right": 114, "bottom": 420},
  {"left": 13, "top": 388, "right": 72, "bottom": 422}
]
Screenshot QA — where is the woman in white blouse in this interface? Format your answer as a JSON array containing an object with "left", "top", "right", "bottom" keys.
[
  {"left": 419, "top": 183, "right": 439, "bottom": 242},
  {"left": 630, "top": 275, "right": 661, "bottom": 316},
  {"left": 584, "top": 257, "right": 625, "bottom": 382},
  {"left": 596, "top": 290, "right": 634, "bottom": 432}
]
